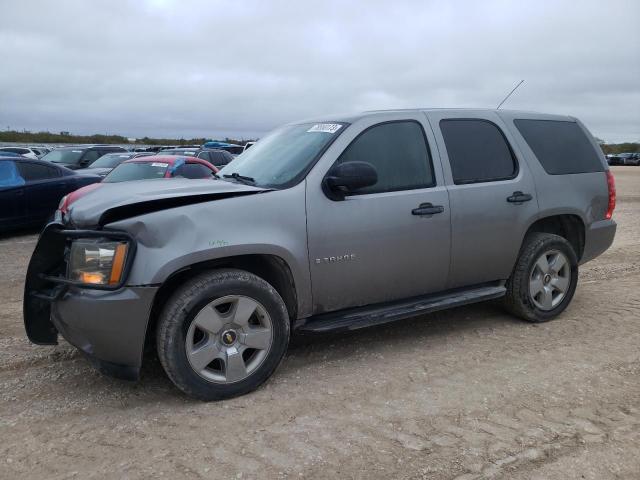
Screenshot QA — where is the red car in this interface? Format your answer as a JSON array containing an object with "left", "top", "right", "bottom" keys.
[{"left": 59, "top": 155, "right": 218, "bottom": 214}]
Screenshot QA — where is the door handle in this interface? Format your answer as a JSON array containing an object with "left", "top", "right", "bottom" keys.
[
  {"left": 412, "top": 203, "right": 444, "bottom": 216},
  {"left": 507, "top": 191, "right": 533, "bottom": 203}
]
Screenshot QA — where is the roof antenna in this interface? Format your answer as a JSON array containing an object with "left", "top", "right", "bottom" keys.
[{"left": 496, "top": 79, "right": 524, "bottom": 109}]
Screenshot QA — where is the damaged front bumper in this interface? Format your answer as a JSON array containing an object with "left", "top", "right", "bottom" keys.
[{"left": 23, "top": 223, "right": 158, "bottom": 380}]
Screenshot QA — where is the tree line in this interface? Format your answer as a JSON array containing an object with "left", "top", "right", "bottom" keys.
[{"left": 0, "top": 130, "right": 251, "bottom": 146}]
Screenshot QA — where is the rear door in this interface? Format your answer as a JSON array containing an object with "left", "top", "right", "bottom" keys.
[
  {"left": 306, "top": 115, "right": 451, "bottom": 312},
  {"left": 16, "top": 161, "right": 65, "bottom": 222},
  {"left": 0, "top": 161, "right": 27, "bottom": 229},
  {"left": 426, "top": 111, "right": 539, "bottom": 289}
]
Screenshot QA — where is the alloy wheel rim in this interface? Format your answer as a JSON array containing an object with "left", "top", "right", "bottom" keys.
[
  {"left": 529, "top": 249, "right": 571, "bottom": 311},
  {"left": 185, "top": 295, "right": 273, "bottom": 384}
]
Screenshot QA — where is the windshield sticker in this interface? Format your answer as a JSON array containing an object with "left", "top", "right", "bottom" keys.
[
  {"left": 72, "top": 150, "right": 83, "bottom": 153},
  {"left": 151, "top": 162, "right": 169, "bottom": 167},
  {"left": 307, "top": 123, "right": 342, "bottom": 134}
]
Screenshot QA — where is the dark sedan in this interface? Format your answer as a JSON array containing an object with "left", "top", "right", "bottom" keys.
[
  {"left": 41, "top": 145, "right": 127, "bottom": 170},
  {"left": 75, "top": 151, "right": 154, "bottom": 177},
  {"left": 0, "top": 156, "right": 101, "bottom": 232}
]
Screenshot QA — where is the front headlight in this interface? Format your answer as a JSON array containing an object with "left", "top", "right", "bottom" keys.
[{"left": 68, "top": 239, "right": 130, "bottom": 286}]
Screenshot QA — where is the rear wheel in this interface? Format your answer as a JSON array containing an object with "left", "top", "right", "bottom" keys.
[
  {"left": 503, "top": 233, "right": 578, "bottom": 322},
  {"left": 157, "top": 269, "right": 290, "bottom": 400}
]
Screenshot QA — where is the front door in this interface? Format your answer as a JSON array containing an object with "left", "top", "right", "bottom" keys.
[
  {"left": 426, "top": 111, "right": 540, "bottom": 288},
  {"left": 306, "top": 116, "right": 451, "bottom": 314}
]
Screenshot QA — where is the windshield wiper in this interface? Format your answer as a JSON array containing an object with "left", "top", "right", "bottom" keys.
[{"left": 222, "top": 172, "right": 256, "bottom": 185}]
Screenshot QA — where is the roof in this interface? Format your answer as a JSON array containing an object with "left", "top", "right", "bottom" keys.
[
  {"left": 123, "top": 155, "right": 187, "bottom": 165},
  {"left": 293, "top": 108, "right": 574, "bottom": 125}
]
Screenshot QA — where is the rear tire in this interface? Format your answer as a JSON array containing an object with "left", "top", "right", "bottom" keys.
[
  {"left": 503, "top": 233, "right": 578, "bottom": 322},
  {"left": 156, "top": 269, "right": 290, "bottom": 400}
]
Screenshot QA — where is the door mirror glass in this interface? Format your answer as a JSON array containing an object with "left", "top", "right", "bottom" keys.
[{"left": 323, "top": 161, "right": 378, "bottom": 200}]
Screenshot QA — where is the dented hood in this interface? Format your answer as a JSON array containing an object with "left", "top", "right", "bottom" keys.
[{"left": 67, "top": 178, "right": 267, "bottom": 227}]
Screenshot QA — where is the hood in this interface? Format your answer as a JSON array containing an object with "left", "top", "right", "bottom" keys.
[
  {"left": 67, "top": 178, "right": 267, "bottom": 227},
  {"left": 76, "top": 167, "right": 112, "bottom": 176}
]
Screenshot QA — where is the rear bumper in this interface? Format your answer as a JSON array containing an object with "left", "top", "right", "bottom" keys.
[{"left": 581, "top": 219, "right": 616, "bottom": 264}]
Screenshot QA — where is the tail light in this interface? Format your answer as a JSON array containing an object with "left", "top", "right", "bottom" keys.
[
  {"left": 605, "top": 170, "right": 616, "bottom": 220},
  {"left": 58, "top": 195, "right": 69, "bottom": 214}
]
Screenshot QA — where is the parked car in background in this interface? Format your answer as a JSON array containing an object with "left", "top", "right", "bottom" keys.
[
  {"left": 0, "top": 146, "right": 39, "bottom": 159},
  {"left": 75, "top": 151, "right": 154, "bottom": 177},
  {"left": 145, "top": 145, "right": 177, "bottom": 153},
  {"left": 30, "top": 147, "right": 51, "bottom": 157},
  {"left": 195, "top": 148, "right": 234, "bottom": 169},
  {"left": 202, "top": 141, "right": 245, "bottom": 156},
  {"left": 41, "top": 146, "right": 127, "bottom": 170},
  {"left": 57, "top": 155, "right": 218, "bottom": 214},
  {"left": 606, "top": 154, "right": 625, "bottom": 166},
  {"left": 159, "top": 148, "right": 198, "bottom": 156},
  {"left": 620, "top": 153, "right": 640, "bottom": 166},
  {"left": 0, "top": 156, "right": 101, "bottom": 232}
]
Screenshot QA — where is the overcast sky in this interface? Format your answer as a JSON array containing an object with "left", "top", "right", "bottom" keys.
[{"left": 0, "top": 0, "right": 638, "bottom": 142}]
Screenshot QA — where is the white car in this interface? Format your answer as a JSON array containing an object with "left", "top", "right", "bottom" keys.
[{"left": 0, "top": 146, "right": 39, "bottom": 159}]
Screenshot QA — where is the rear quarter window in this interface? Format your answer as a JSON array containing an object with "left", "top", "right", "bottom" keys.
[{"left": 514, "top": 119, "right": 604, "bottom": 175}]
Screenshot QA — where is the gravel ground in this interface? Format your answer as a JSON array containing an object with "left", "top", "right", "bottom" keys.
[{"left": 1, "top": 167, "right": 639, "bottom": 480}]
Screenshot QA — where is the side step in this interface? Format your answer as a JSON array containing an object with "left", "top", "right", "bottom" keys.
[{"left": 295, "top": 284, "right": 506, "bottom": 334}]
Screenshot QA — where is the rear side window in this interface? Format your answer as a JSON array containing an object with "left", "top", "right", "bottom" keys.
[
  {"left": 335, "top": 120, "right": 435, "bottom": 194},
  {"left": 514, "top": 119, "right": 604, "bottom": 175},
  {"left": 0, "top": 161, "right": 25, "bottom": 187},
  {"left": 173, "top": 163, "right": 213, "bottom": 179},
  {"left": 440, "top": 119, "right": 517, "bottom": 184},
  {"left": 16, "top": 162, "right": 59, "bottom": 181}
]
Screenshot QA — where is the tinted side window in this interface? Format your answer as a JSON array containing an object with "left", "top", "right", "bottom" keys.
[
  {"left": 514, "top": 119, "right": 604, "bottom": 175},
  {"left": 440, "top": 119, "right": 517, "bottom": 184},
  {"left": 335, "top": 121, "right": 434, "bottom": 194},
  {"left": 82, "top": 150, "right": 102, "bottom": 165},
  {"left": 16, "top": 162, "right": 58, "bottom": 181},
  {"left": 215, "top": 151, "right": 233, "bottom": 166},
  {"left": 173, "top": 163, "right": 213, "bottom": 179}
]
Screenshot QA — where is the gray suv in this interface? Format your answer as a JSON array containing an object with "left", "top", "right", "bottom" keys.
[{"left": 24, "top": 109, "right": 616, "bottom": 400}]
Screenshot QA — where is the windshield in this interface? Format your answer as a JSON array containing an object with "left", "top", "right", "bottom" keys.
[
  {"left": 43, "top": 149, "right": 85, "bottom": 164},
  {"left": 219, "top": 122, "right": 345, "bottom": 188},
  {"left": 90, "top": 153, "right": 133, "bottom": 168},
  {"left": 103, "top": 161, "right": 169, "bottom": 183}
]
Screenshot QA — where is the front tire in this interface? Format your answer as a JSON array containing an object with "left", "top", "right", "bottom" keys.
[
  {"left": 156, "top": 269, "right": 290, "bottom": 400},
  {"left": 503, "top": 233, "right": 578, "bottom": 322}
]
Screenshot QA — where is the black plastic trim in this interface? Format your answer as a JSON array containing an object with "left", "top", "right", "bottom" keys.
[{"left": 296, "top": 283, "right": 506, "bottom": 334}]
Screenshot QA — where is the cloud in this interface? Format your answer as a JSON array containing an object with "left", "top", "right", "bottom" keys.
[{"left": 0, "top": 0, "right": 638, "bottom": 142}]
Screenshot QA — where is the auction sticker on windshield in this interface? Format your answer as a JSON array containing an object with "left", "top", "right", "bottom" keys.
[
  {"left": 307, "top": 123, "right": 342, "bottom": 133},
  {"left": 151, "top": 162, "right": 169, "bottom": 167}
]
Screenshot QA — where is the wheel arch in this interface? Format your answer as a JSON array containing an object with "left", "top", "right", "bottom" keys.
[
  {"left": 522, "top": 213, "right": 586, "bottom": 261},
  {"left": 143, "top": 254, "right": 299, "bottom": 354}
]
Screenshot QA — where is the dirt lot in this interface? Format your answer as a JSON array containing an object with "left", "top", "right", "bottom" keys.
[{"left": 1, "top": 167, "right": 639, "bottom": 480}]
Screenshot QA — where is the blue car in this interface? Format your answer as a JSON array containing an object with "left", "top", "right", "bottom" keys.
[{"left": 0, "top": 156, "right": 101, "bottom": 232}]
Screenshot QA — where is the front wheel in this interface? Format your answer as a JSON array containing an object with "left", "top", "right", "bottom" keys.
[
  {"left": 503, "top": 233, "right": 578, "bottom": 322},
  {"left": 156, "top": 269, "right": 290, "bottom": 400}
]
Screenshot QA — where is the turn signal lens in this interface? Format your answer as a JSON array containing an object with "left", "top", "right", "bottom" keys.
[
  {"left": 79, "top": 272, "right": 107, "bottom": 284},
  {"left": 108, "top": 243, "right": 128, "bottom": 285}
]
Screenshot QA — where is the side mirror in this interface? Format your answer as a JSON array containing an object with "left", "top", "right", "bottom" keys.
[{"left": 323, "top": 161, "right": 378, "bottom": 200}]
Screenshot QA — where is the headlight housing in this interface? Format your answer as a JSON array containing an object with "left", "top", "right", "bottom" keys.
[{"left": 68, "top": 239, "right": 130, "bottom": 286}]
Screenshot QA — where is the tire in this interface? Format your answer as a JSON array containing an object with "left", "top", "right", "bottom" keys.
[
  {"left": 503, "top": 233, "right": 578, "bottom": 322},
  {"left": 156, "top": 269, "right": 290, "bottom": 400}
]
